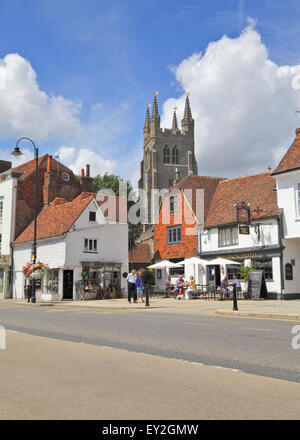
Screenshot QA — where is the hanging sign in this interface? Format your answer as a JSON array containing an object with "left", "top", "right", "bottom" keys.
[{"left": 239, "top": 225, "right": 250, "bottom": 235}]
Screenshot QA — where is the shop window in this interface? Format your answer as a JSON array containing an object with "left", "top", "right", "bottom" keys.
[
  {"left": 89, "top": 211, "right": 96, "bottom": 222},
  {"left": 285, "top": 263, "right": 293, "bottom": 281},
  {"left": 84, "top": 239, "right": 98, "bottom": 253},
  {"left": 45, "top": 269, "right": 59, "bottom": 294},
  {"left": 227, "top": 264, "right": 241, "bottom": 279},
  {"left": 167, "top": 225, "right": 181, "bottom": 245},
  {"left": 0, "top": 197, "right": 3, "bottom": 223},
  {"left": 163, "top": 146, "right": 170, "bottom": 164},
  {"left": 219, "top": 227, "right": 238, "bottom": 247},
  {"left": 169, "top": 196, "right": 177, "bottom": 214},
  {"left": 252, "top": 257, "right": 273, "bottom": 281}
]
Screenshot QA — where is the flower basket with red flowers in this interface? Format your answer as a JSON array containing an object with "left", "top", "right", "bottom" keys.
[{"left": 22, "top": 261, "right": 50, "bottom": 279}]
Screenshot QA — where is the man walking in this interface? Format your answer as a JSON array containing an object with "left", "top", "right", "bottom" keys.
[{"left": 127, "top": 269, "right": 137, "bottom": 303}]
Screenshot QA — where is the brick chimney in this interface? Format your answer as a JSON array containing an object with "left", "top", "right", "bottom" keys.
[
  {"left": 43, "top": 155, "right": 58, "bottom": 206},
  {"left": 80, "top": 164, "right": 93, "bottom": 193}
]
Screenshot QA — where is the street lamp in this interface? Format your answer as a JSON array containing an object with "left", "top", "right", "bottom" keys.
[{"left": 12, "top": 137, "right": 39, "bottom": 304}]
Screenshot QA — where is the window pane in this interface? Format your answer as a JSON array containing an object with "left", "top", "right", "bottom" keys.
[
  {"left": 84, "top": 239, "right": 88, "bottom": 250},
  {"left": 89, "top": 240, "right": 93, "bottom": 251},
  {"left": 94, "top": 240, "right": 97, "bottom": 251},
  {"left": 177, "top": 227, "right": 181, "bottom": 242}
]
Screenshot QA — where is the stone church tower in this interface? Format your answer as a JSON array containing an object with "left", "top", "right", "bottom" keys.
[{"left": 137, "top": 94, "right": 198, "bottom": 250}]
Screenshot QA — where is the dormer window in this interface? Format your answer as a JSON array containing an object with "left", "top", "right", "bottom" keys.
[
  {"left": 163, "top": 146, "right": 170, "bottom": 164},
  {"left": 172, "top": 146, "right": 178, "bottom": 164},
  {"left": 89, "top": 211, "right": 96, "bottom": 222}
]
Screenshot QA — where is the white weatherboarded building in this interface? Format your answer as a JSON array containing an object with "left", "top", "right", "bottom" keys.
[
  {"left": 13, "top": 193, "right": 128, "bottom": 300},
  {"left": 272, "top": 128, "right": 300, "bottom": 298}
]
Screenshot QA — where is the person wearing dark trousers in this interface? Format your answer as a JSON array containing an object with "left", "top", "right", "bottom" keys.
[{"left": 126, "top": 269, "right": 137, "bottom": 303}]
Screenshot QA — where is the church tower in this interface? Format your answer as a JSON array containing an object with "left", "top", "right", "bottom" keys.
[{"left": 137, "top": 94, "right": 198, "bottom": 248}]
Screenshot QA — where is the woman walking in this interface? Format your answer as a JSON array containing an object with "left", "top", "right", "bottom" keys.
[{"left": 136, "top": 271, "right": 145, "bottom": 303}]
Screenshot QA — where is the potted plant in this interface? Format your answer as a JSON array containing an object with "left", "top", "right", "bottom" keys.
[
  {"left": 22, "top": 261, "right": 50, "bottom": 279},
  {"left": 240, "top": 264, "right": 256, "bottom": 299}
]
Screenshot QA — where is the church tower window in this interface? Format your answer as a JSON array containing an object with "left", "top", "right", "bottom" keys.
[
  {"left": 172, "top": 146, "right": 179, "bottom": 164},
  {"left": 163, "top": 146, "right": 170, "bottom": 164}
]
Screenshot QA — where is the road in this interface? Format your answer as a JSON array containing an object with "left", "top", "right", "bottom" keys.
[
  {"left": 1, "top": 330, "right": 300, "bottom": 420},
  {"left": 0, "top": 304, "right": 299, "bottom": 383}
]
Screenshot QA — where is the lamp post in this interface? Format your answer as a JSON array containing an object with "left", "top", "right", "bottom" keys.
[{"left": 12, "top": 138, "right": 39, "bottom": 304}]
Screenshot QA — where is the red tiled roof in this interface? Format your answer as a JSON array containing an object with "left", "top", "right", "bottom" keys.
[
  {"left": 167, "top": 174, "right": 224, "bottom": 222},
  {"left": 14, "top": 193, "right": 95, "bottom": 244},
  {"left": 272, "top": 128, "right": 300, "bottom": 175},
  {"left": 129, "top": 243, "right": 152, "bottom": 264},
  {"left": 12, "top": 154, "right": 75, "bottom": 180},
  {"left": 205, "top": 171, "right": 280, "bottom": 228},
  {"left": 97, "top": 195, "right": 127, "bottom": 222}
]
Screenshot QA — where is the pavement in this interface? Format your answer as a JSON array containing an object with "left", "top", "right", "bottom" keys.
[
  {"left": 2, "top": 330, "right": 300, "bottom": 419},
  {"left": 2, "top": 297, "right": 300, "bottom": 321}
]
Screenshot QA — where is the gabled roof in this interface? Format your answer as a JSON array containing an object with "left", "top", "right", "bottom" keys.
[
  {"left": 129, "top": 243, "right": 152, "bottom": 264},
  {"left": 12, "top": 154, "right": 75, "bottom": 180},
  {"left": 272, "top": 128, "right": 300, "bottom": 175},
  {"left": 205, "top": 171, "right": 280, "bottom": 228},
  {"left": 97, "top": 195, "right": 127, "bottom": 223},
  {"left": 167, "top": 174, "right": 225, "bottom": 222},
  {"left": 14, "top": 193, "right": 95, "bottom": 244}
]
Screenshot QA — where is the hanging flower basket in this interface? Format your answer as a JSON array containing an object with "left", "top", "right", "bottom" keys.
[{"left": 22, "top": 261, "right": 50, "bottom": 279}]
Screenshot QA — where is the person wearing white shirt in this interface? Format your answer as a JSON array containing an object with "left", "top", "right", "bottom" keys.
[{"left": 127, "top": 270, "right": 137, "bottom": 303}]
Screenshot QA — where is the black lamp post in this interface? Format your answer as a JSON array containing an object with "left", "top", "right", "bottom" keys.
[{"left": 12, "top": 138, "right": 39, "bottom": 304}]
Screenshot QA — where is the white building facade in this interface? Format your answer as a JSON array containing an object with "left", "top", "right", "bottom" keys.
[{"left": 13, "top": 196, "right": 128, "bottom": 301}]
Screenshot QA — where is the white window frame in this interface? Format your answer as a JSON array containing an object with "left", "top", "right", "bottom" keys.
[
  {"left": 84, "top": 238, "right": 98, "bottom": 253},
  {"left": 218, "top": 226, "right": 239, "bottom": 247}
]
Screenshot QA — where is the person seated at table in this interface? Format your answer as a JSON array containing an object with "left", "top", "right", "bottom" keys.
[
  {"left": 221, "top": 275, "right": 229, "bottom": 299},
  {"left": 185, "top": 276, "right": 196, "bottom": 300},
  {"left": 174, "top": 275, "right": 185, "bottom": 299},
  {"left": 165, "top": 276, "right": 174, "bottom": 297}
]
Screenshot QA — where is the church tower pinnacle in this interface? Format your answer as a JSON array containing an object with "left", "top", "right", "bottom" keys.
[
  {"left": 172, "top": 108, "right": 179, "bottom": 133},
  {"left": 181, "top": 94, "right": 194, "bottom": 136},
  {"left": 143, "top": 106, "right": 150, "bottom": 140},
  {"left": 150, "top": 93, "right": 160, "bottom": 136}
]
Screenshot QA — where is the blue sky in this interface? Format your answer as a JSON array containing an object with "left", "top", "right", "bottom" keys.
[{"left": 1, "top": 0, "right": 300, "bottom": 184}]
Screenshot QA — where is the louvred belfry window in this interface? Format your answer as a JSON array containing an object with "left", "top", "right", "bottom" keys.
[
  {"left": 172, "top": 146, "right": 178, "bottom": 164},
  {"left": 163, "top": 146, "right": 170, "bottom": 164}
]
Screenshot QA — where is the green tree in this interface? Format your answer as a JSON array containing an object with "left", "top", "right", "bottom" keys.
[{"left": 93, "top": 173, "right": 142, "bottom": 248}]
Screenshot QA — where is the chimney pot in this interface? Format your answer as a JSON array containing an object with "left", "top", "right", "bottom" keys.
[
  {"left": 86, "top": 164, "right": 90, "bottom": 177},
  {"left": 81, "top": 169, "right": 85, "bottom": 177},
  {"left": 47, "top": 156, "right": 51, "bottom": 173}
]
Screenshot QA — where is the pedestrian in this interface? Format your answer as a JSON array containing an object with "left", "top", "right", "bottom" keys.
[
  {"left": 136, "top": 271, "right": 145, "bottom": 303},
  {"left": 126, "top": 269, "right": 137, "bottom": 303},
  {"left": 232, "top": 275, "right": 241, "bottom": 299},
  {"left": 220, "top": 275, "right": 229, "bottom": 300}
]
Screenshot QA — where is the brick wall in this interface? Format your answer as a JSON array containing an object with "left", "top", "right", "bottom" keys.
[{"left": 154, "top": 191, "right": 197, "bottom": 260}]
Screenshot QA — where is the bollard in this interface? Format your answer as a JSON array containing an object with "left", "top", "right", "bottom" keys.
[
  {"left": 145, "top": 287, "right": 150, "bottom": 307},
  {"left": 233, "top": 284, "right": 238, "bottom": 311}
]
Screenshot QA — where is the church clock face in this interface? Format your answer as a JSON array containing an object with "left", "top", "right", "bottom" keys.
[{"left": 62, "top": 172, "right": 70, "bottom": 182}]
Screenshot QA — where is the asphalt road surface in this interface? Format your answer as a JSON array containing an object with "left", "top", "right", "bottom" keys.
[
  {"left": 1, "top": 331, "right": 300, "bottom": 420},
  {"left": 0, "top": 304, "right": 299, "bottom": 383}
]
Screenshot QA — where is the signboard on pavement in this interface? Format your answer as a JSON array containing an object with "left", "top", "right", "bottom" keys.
[{"left": 247, "top": 270, "right": 268, "bottom": 300}]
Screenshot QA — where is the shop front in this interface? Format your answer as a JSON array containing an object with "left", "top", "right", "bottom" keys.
[
  {"left": 0, "top": 255, "right": 11, "bottom": 299},
  {"left": 200, "top": 245, "right": 283, "bottom": 298},
  {"left": 80, "top": 262, "right": 123, "bottom": 300}
]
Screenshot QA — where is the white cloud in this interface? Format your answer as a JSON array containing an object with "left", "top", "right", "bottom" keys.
[
  {"left": 56, "top": 145, "right": 115, "bottom": 176},
  {"left": 0, "top": 53, "right": 81, "bottom": 141},
  {"left": 161, "top": 20, "right": 300, "bottom": 177}
]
